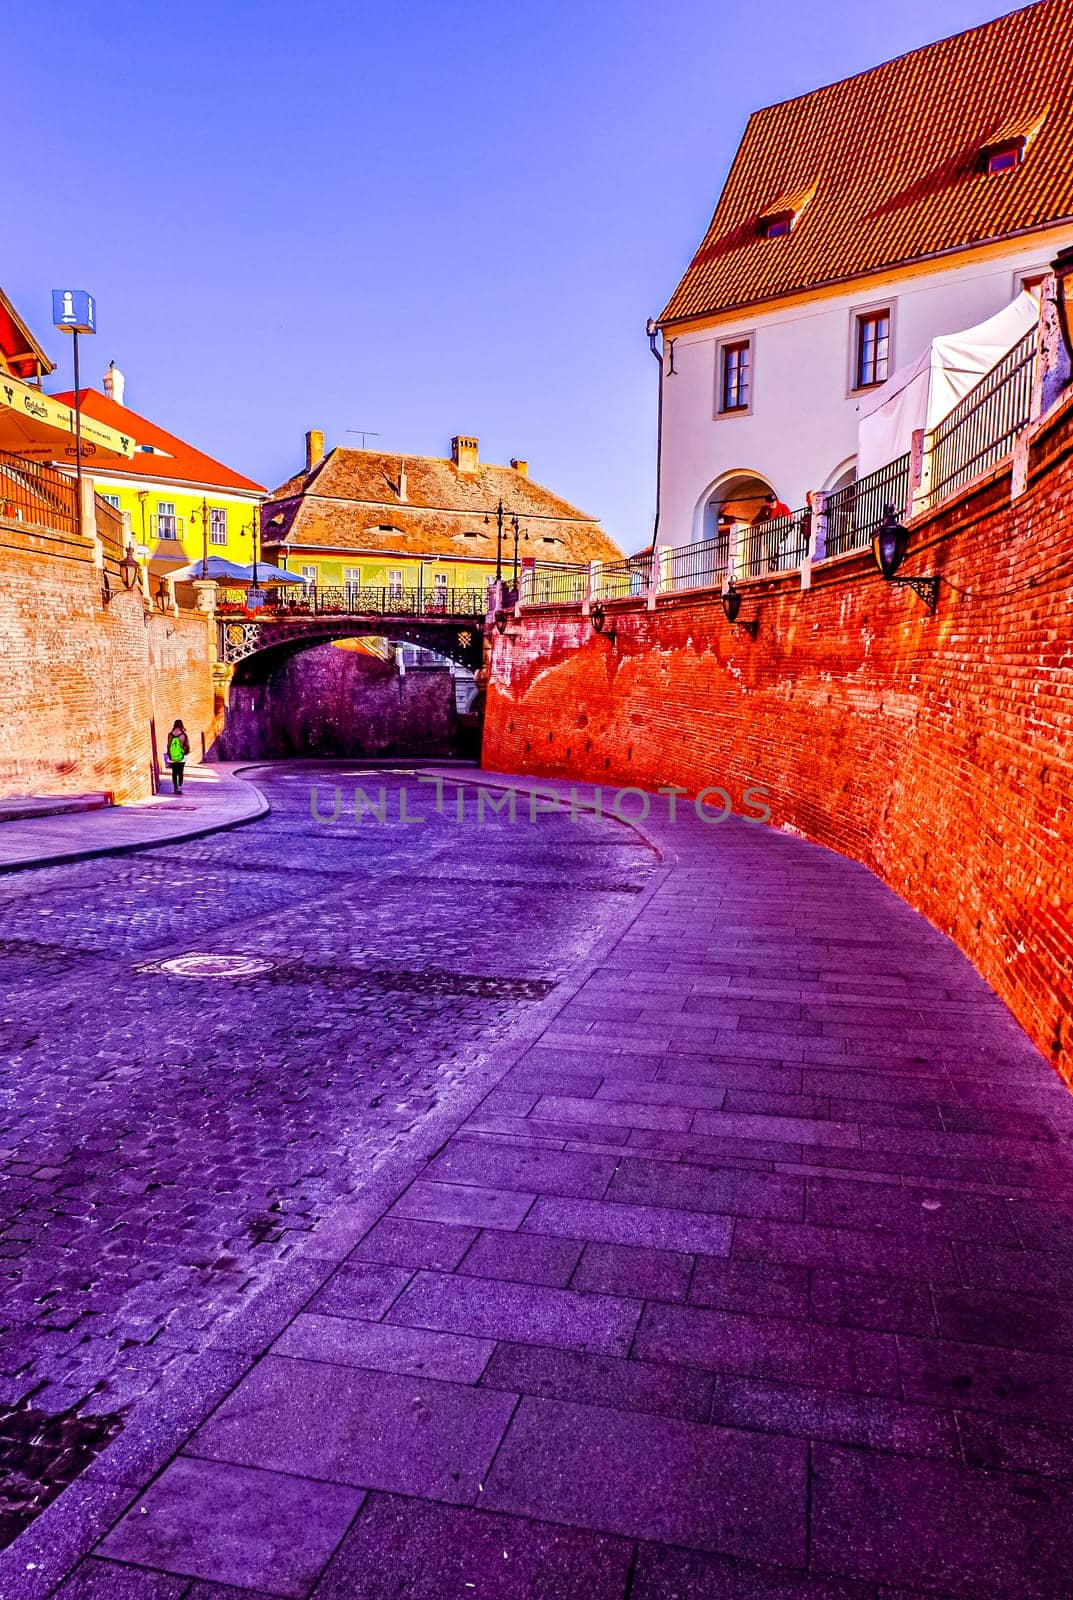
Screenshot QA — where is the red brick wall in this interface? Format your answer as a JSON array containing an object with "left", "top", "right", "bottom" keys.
[
  {"left": 484, "top": 393, "right": 1073, "bottom": 1082},
  {"left": 0, "top": 519, "right": 213, "bottom": 804}
]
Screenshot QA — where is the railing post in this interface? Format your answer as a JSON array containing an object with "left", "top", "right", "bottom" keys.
[
  {"left": 907, "top": 427, "right": 929, "bottom": 516},
  {"left": 582, "top": 561, "right": 596, "bottom": 617},
  {"left": 646, "top": 544, "right": 661, "bottom": 610},
  {"left": 800, "top": 496, "right": 820, "bottom": 590}
]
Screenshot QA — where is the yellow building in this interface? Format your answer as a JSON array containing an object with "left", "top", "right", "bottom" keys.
[
  {"left": 262, "top": 430, "right": 620, "bottom": 596},
  {"left": 51, "top": 364, "right": 263, "bottom": 572}
]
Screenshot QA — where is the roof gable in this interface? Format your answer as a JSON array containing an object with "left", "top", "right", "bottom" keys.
[{"left": 661, "top": 0, "right": 1073, "bottom": 325}]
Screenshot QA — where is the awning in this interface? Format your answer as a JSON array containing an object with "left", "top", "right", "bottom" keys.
[{"left": 0, "top": 373, "right": 136, "bottom": 463}]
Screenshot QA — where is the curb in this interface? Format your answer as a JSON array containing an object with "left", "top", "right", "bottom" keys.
[{"left": 0, "top": 773, "right": 270, "bottom": 876}]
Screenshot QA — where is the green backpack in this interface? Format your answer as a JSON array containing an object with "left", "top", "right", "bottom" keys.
[{"left": 168, "top": 734, "right": 185, "bottom": 762}]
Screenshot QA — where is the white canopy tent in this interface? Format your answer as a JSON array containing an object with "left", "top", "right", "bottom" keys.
[{"left": 856, "top": 292, "right": 1039, "bottom": 479}]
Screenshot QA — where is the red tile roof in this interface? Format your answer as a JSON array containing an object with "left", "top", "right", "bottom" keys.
[
  {"left": 264, "top": 446, "right": 621, "bottom": 564},
  {"left": 661, "top": 0, "right": 1073, "bottom": 326},
  {"left": 49, "top": 389, "right": 264, "bottom": 494}
]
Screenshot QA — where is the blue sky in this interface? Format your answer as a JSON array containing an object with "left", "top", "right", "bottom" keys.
[{"left": 9, "top": 0, "right": 1014, "bottom": 548}]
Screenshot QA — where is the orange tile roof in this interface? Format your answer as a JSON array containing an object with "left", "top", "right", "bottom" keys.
[
  {"left": 264, "top": 446, "right": 621, "bottom": 565},
  {"left": 660, "top": 0, "right": 1073, "bottom": 326},
  {"left": 49, "top": 389, "right": 264, "bottom": 494}
]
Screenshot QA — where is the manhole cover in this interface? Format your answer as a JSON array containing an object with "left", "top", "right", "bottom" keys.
[{"left": 155, "top": 953, "right": 275, "bottom": 979}]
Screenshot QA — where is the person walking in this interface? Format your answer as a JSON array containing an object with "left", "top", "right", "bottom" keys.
[{"left": 165, "top": 720, "right": 190, "bottom": 794}]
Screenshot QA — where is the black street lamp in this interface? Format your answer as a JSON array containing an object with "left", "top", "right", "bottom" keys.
[
  {"left": 721, "top": 579, "right": 758, "bottom": 638},
  {"left": 104, "top": 542, "right": 141, "bottom": 604},
  {"left": 484, "top": 500, "right": 520, "bottom": 584},
  {"left": 590, "top": 603, "right": 617, "bottom": 643},
  {"left": 872, "top": 506, "right": 940, "bottom": 612}
]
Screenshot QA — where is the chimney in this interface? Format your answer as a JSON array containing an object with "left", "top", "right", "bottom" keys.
[
  {"left": 451, "top": 434, "right": 479, "bottom": 474},
  {"left": 398, "top": 463, "right": 408, "bottom": 502},
  {"left": 305, "top": 429, "right": 325, "bottom": 473},
  {"left": 103, "top": 360, "right": 125, "bottom": 407},
  {"left": 510, "top": 458, "right": 528, "bottom": 477}
]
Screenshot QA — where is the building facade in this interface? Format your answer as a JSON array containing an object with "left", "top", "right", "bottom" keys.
[
  {"left": 261, "top": 431, "right": 620, "bottom": 595},
  {"left": 50, "top": 366, "right": 264, "bottom": 573},
  {"left": 655, "top": 0, "right": 1073, "bottom": 547}
]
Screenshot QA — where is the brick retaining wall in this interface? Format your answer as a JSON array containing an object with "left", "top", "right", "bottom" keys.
[
  {"left": 0, "top": 518, "right": 214, "bottom": 804},
  {"left": 484, "top": 394, "right": 1073, "bottom": 1081}
]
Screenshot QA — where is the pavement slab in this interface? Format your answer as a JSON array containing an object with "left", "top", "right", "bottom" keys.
[
  {"left": 4, "top": 765, "right": 1073, "bottom": 1600},
  {"left": 97, "top": 1457, "right": 362, "bottom": 1597}
]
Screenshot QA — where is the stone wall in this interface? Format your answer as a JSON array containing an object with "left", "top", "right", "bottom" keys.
[
  {"left": 216, "top": 642, "right": 461, "bottom": 760},
  {"left": 484, "top": 392, "right": 1073, "bottom": 1082},
  {"left": 0, "top": 516, "right": 214, "bottom": 803}
]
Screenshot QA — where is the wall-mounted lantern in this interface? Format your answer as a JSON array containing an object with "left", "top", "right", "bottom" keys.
[
  {"left": 103, "top": 542, "right": 141, "bottom": 604},
  {"left": 590, "top": 603, "right": 617, "bottom": 644},
  {"left": 494, "top": 608, "right": 509, "bottom": 635},
  {"left": 721, "top": 579, "right": 758, "bottom": 639},
  {"left": 872, "top": 506, "right": 940, "bottom": 613}
]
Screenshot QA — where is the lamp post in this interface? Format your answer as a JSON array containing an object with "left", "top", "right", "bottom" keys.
[
  {"left": 483, "top": 500, "right": 522, "bottom": 585},
  {"left": 51, "top": 290, "right": 97, "bottom": 526}
]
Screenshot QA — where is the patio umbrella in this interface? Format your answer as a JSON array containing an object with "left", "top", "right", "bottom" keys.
[
  {"left": 241, "top": 563, "right": 310, "bottom": 585},
  {"left": 168, "top": 556, "right": 254, "bottom": 583}
]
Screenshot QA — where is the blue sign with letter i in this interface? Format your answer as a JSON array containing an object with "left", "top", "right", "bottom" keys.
[{"left": 51, "top": 289, "right": 96, "bottom": 334}]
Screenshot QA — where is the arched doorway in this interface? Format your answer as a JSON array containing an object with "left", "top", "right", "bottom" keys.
[{"left": 691, "top": 469, "right": 777, "bottom": 580}]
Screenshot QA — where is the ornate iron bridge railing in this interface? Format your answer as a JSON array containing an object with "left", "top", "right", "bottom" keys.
[
  {"left": 215, "top": 584, "right": 489, "bottom": 620},
  {"left": 824, "top": 454, "right": 911, "bottom": 558}
]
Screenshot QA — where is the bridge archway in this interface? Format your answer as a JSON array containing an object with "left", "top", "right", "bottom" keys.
[{"left": 220, "top": 615, "right": 485, "bottom": 683}]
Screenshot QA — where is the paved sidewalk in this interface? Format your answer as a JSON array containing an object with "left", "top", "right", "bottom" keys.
[
  {"left": 8, "top": 770, "right": 1073, "bottom": 1600},
  {"left": 0, "top": 765, "right": 268, "bottom": 872}
]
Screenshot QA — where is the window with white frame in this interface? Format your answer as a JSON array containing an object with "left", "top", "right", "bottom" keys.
[
  {"left": 344, "top": 567, "right": 362, "bottom": 591},
  {"left": 209, "top": 507, "right": 227, "bottom": 545},
  {"left": 156, "top": 501, "right": 177, "bottom": 537},
  {"left": 717, "top": 338, "right": 752, "bottom": 414},
  {"left": 387, "top": 568, "right": 404, "bottom": 596},
  {"left": 854, "top": 309, "right": 891, "bottom": 389},
  {"left": 100, "top": 493, "right": 120, "bottom": 509},
  {"left": 300, "top": 564, "right": 317, "bottom": 584}
]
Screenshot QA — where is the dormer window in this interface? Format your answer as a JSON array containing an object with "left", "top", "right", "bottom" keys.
[
  {"left": 756, "top": 182, "right": 815, "bottom": 242},
  {"left": 978, "top": 112, "right": 1045, "bottom": 178},
  {"left": 985, "top": 142, "right": 1023, "bottom": 176}
]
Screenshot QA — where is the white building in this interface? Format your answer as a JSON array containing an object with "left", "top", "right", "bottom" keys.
[{"left": 654, "top": 0, "right": 1073, "bottom": 550}]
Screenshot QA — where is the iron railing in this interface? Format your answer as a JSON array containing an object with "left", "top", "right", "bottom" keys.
[
  {"left": 0, "top": 452, "right": 80, "bottom": 535},
  {"left": 658, "top": 531, "right": 731, "bottom": 593},
  {"left": 519, "top": 564, "right": 588, "bottom": 607},
  {"left": 95, "top": 496, "right": 126, "bottom": 567},
  {"left": 925, "top": 327, "right": 1036, "bottom": 504},
  {"left": 216, "top": 584, "right": 489, "bottom": 619},
  {"left": 824, "top": 454, "right": 911, "bottom": 557},
  {"left": 739, "top": 508, "right": 811, "bottom": 578},
  {"left": 592, "top": 553, "right": 653, "bottom": 601}
]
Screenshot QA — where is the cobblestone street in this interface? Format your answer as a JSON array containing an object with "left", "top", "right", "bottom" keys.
[
  {"left": 0, "top": 766, "right": 654, "bottom": 1546},
  {"left": 4, "top": 766, "right": 1073, "bottom": 1600}
]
